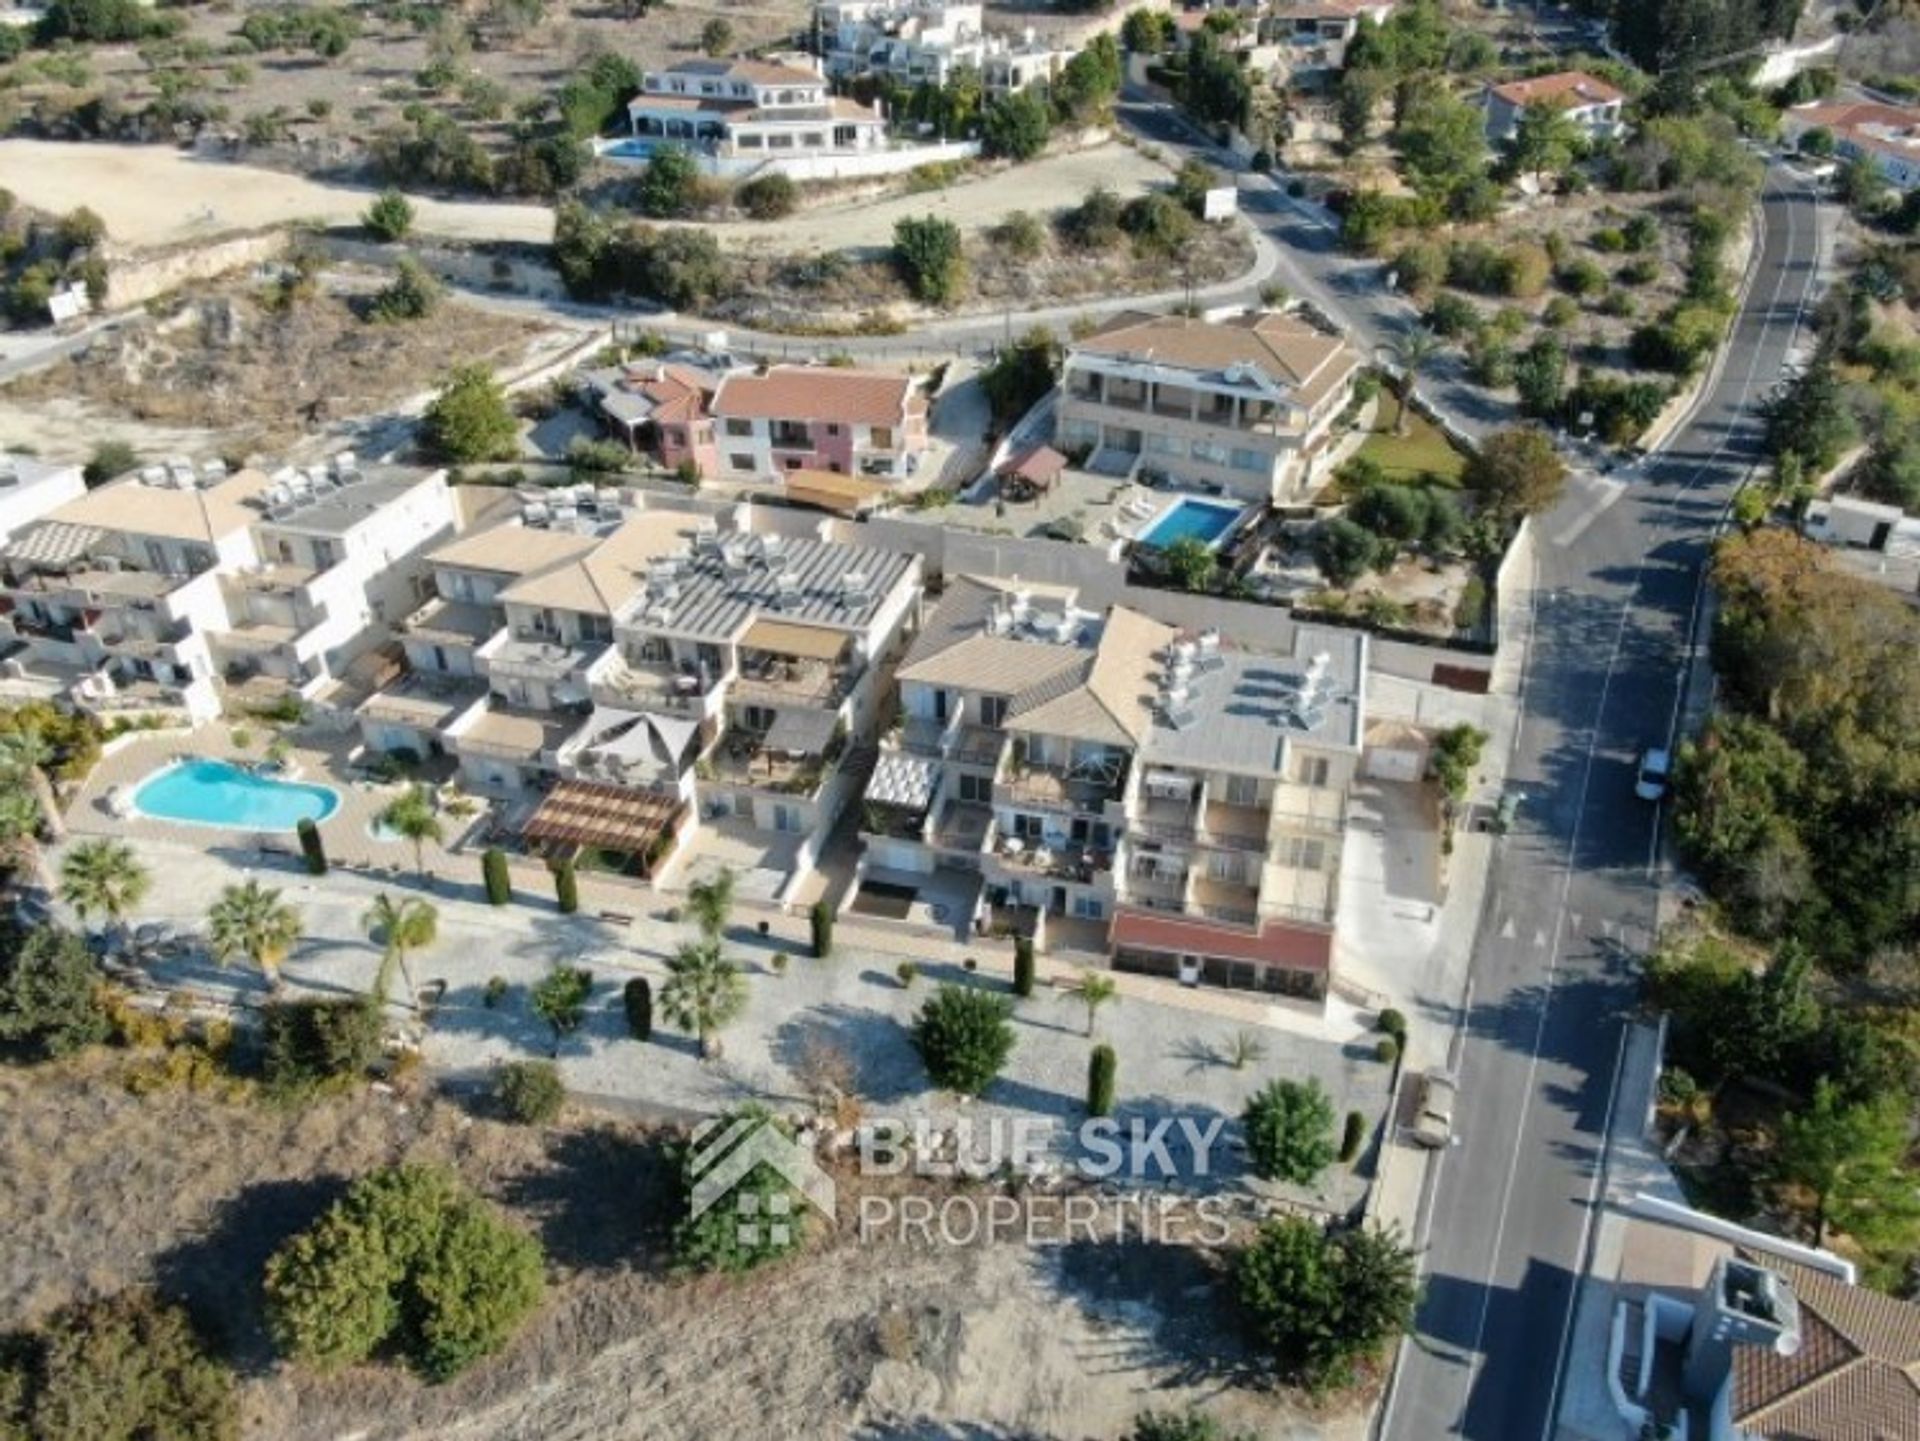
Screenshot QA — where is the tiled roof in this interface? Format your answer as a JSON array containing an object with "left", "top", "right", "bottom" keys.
[
  {"left": 44, "top": 468, "right": 273, "bottom": 545},
  {"left": 427, "top": 522, "right": 600, "bottom": 577},
  {"left": 1732, "top": 1250, "right": 1920, "bottom": 1441},
  {"left": 1110, "top": 908, "right": 1334, "bottom": 971},
  {"left": 1787, "top": 100, "right": 1920, "bottom": 133},
  {"left": 500, "top": 510, "right": 715, "bottom": 618},
  {"left": 1072, "top": 310, "right": 1361, "bottom": 410},
  {"left": 1013, "top": 604, "right": 1174, "bottom": 747},
  {"left": 897, "top": 577, "right": 1088, "bottom": 694},
  {"left": 712, "top": 366, "right": 918, "bottom": 427},
  {"left": 1488, "top": 70, "right": 1624, "bottom": 108},
  {"left": 659, "top": 56, "right": 824, "bottom": 87}
]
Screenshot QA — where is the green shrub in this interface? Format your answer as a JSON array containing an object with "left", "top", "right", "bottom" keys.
[
  {"left": 1012, "top": 933, "right": 1036, "bottom": 998},
  {"left": 362, "top": 188, "right": 414, "bottom": 241},
  {"left": 1340, "top": 1108, "right": 1367, "bottom": 1163},
  {"left": 551, "top": 857, "right": 578, "bottom": 915},
  {"left": 495, "top": 1059, "right": 564, "bottom": 1123},
  {"left": 484, "top": 976, "right": 509, "bottom": 1009},
  {"left": 1088, "top": 1042, "right": 1117, "bottom": 1118},
  {"left": 893, "top": 214, "right": 966, "bottom": 305},
  {"left": 671, "top": 1105, "right": 810, "bottom": 1273},
  {"left": 1377, "top": 1008, "right": 1407, "bottom": 1039},
  {"left": 1375, "top": 1035, "right": 1399, "bottom": 1064},
  {"left": 622, "top": 976, "right": 652, "bottom": 1039},
  {"left": 297, "top": 816, "right": 327, "bottom": 875},
  {"left": 1241, "top": 1077, "right": 1337, "bottom": 1184},
  {"left": 482, "top": 848, "right": 511, "bottom": 906},
  {"left": 735, "top": 171, "right": 797, "bottom": 220},
  {"left": 83, "top": 439, "right": 139, "bottom": 488},
  {"left": 264, "top": 1164, "right": 546, "bottom": 1380},
  {"left": 0, "top": 926, "right": 110, "bottom": 1060},
  {"left": 260, "top": 998, "right": 382, "bottom": 1093},
  {"left": 810, "top": 900, "right": 833, "bottom": 959},
  {"left": 911, "top": 984, "right": 1014, "bottom": 1095},
  {"left": 0, "top": 1291, "right": 237, "bottom": 1441},
  {"left": 897, "top": 959, "right": 918, "bottom": 987}
]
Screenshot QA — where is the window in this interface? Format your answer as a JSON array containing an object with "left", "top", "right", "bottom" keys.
[
  {"left": 870, "top": 426, "right": 893, "bottom": 449},
  {"left": 1296, "top": 754, "right": 1330, "bottom": 787},
  {"left": 737, "top": 133, "right": 764, "bottom": 149},
  {"left": 1207, "top": 851, "right": 1243, "bottom": 883},
  {"left": 825, "top": 423, "right": 840, "bottom": 436},
  {"left": 1146, "top": 433, "right": 1180, "bottom": 457},
  {"left": 958, "top": 773, "right": 992, "bottom": 803},
  {"left": 723, "top": 417, "right": 753, "bottom": 437},
  {"left": 1276, "top": 836, "right": 1326, "bottom": 870},
  {"left": 1072, "top": 895, "right": 1103, "bottom": 920},
  {"left": 729, "top": 453, "right": 755, "bottom": 473},
  {"left": 978, "top": 694, "right": 1008, "bottom": 727},
  {"left": 773, "top": 804, "right": 802, "bottom": 834},
  {"left": 1190, "top": 438, "right": 1230, "bottom": 465},
  {"left": 1012, "top": 813, "right": 1043, "bottom": 841},
  {"left": 1230, "top": 448, "right": 1268, "bottom": 473},
  {"left": 1224, "top": 774, "right": 1260, "bottom": 807}
]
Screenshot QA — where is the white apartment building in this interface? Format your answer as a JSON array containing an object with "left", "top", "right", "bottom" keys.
[
  {"left": 1057, "top": 310, "right": 1363, "bottom": 504},
  {"left": 815, "top": 0, "right": 1075, "bottom": 96},
  {"left": 0, "top": 457, "right": 455, "bottom": 724},
  {"left": 862, "top": 577, "right": 1364, "bottom": 999},
  {"left": 361, "top": 505, "right": 922, "bottom": 889},
  {"left": 0, "top": 455, "right": 84, "bottom": 544}
]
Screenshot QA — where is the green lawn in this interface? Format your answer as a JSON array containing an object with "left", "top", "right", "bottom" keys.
[{"left": 1350, "top": 410, "right": 1468, "bottom": 486}]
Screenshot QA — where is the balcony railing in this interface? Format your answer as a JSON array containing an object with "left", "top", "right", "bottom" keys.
[{"left": 997, "top": 756, "right": 1128, "bottom": 814}]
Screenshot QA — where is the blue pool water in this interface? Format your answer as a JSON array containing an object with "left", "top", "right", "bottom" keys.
[
  {"left": 132, "top": 758, "right": 340, "bottom": 831},
  {"left": 1137, "top": 496, "right": 1247, "bottom": 550}
]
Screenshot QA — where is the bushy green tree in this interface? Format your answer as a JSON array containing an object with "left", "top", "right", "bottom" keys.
[
  {"left": 367, "top": 255, "right": 443, "bottom": 323},
  {"left": 1161, "top": 535, "right": 1218, "bottom": 592},
  {"left": 1235, "top": 1218, "right": 1418, "bottom": 1390},
  {"left": 911, "top": 984, "right": 1015, "bottom": 1095},
  {"left": 423, "top": 364, "right": 518, "bottom": 463},
  {"left": 893, "top": 214, "right": 966, "bottom": 304},
  {"left": 1462, "top": 426, "right": 1567, "bottom": 519},
  {"left": 264, "top": 1164, "right": 545, "bottom": 1381},
  {"left": 981, "top": 325, "right": 1059, "bottom": 425},
  {"left": 261, "top": 998, "right": 383, "bottom": 1092},
  {"left": 735, "top": 172, "right": 797, "bottom": 220},
  {"left": 530, "top": 966, "right": 594, "bottom": 1053},
  {"left": 672, "top": 1105, "right": 810, "bottom": 1273},
  {"left": 636, "top": 145, "right": 702, "bottom": 218},
  {"left": 1776, "top": 1079, "right": 1920, "bottom": 1250},
  {"left": 1127, "top": 1412, "right": 1255, "bottom": 1441},
  {"left": 1313, "top": 517, "right": 1382, "bottom": 586},
  {"left": 1242, "top": 1077, "right": 1338, "bottom": 1185},
  {"left": 660, "top": 941, "right": 746, "bottom": 1058},
  {"left": 0, "top": 1292, "right": 236, "bottom": 1441},
  {"left": 982, "top": 90, "right": 1051, "bottom": 160},
  {"left": 1087, "top": 1042, "right": 1117, "bottom": 1117},
  {"left": 0, "top": 926, "right": 107, "bottom": 1060}
]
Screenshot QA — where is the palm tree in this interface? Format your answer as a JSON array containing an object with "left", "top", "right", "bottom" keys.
[
  {"left": 207, "top": 880, "right": 303, "bottom": 991},
  {"left": 659, "top": 939, "right": 748, "bottom": 1059},
  {"left": 0, "top": 787, "right": 48, "bottom": 890},
  {"left": 1063, "top": 973, "right": 1120, "bottom": 1037},
  {"left": 362, "top": 892, "right": 437, "bottom": 1010},
  {"left": 60, "top": 838, "right": 150, "bottom": 946},
  {"left": 0, "top": 723, "right": 66, "bottom": 843},
  {"left": 1383, "top": 327, "right": 1442, "bottom": 436},
  {"left": 685, "top": 866, "right": 736, "bottom": 942},
  {"left": 378, "top": 784, "right": 443, "bottom": 881}
]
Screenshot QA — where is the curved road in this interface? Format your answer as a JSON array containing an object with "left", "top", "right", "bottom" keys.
[{"left": 1381, "top": 167, "right": 1825, "bottom": 1441}]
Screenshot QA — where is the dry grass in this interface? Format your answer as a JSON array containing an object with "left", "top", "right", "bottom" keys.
[{"left": 1, "top": 278, "right": 557, "bottom": 450}]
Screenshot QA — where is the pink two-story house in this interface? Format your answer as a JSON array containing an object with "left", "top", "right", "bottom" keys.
[{"left": 707, "top": 366, "right": 929, "bottom": 481}]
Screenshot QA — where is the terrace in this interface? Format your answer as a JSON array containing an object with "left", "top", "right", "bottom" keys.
[
  {"left": 358, "top": 672, "right": 488, "bottom": 731},
  {"left": 997, "top": 744, "right": 1130, "bottom": 814},
  {"left": 402, "top": 597, "right": 499, "bottom": 649},
  {"left": 455, "top": 703, "right": 577, "bottom": 763},
  {"left": 703, "top": 710, "right": 844, "bottom": 796},
  {"left": 730, "top": 619, "right": 860, "bottom": 711},
  {"left": 989, "top": 830, "right": 1111, "bottom": 883},
  {"left": 478, "top": 630, "right": 609, "bottom": 685},
  {"left": 591, "top": 653, "right": 718, "bottom": 715}
]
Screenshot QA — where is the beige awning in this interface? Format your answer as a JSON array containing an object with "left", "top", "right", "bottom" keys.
[
  {"left": 784, "top": 469, "right": 888, "bottom": 515},
  {"left": 739, "top": 617, "right": 850, "bottom": 662}
]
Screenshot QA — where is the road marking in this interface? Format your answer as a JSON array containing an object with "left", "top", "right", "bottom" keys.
[
  {"left": 1434, "top": 172, "right": 1816, "bottom": 1441},
  {"left": 1499, "top": 916, "right": 1516, "bottom": 940},
  {"left": 1533, "top": 929, "right": 1548, "bottom": 948},
  {"left": 1546, "top": 474, "right": 1627, "bottom": 548}
]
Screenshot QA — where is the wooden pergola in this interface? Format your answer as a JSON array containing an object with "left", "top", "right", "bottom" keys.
[{"left": 520, "top": 779, "right": 682, "bottom": 876}]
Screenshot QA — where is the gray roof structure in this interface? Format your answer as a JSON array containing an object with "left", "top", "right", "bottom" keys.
[
  {"left": 257, "top": 466, "right": 439, "bottom": 538},
  {"left": 620, "top": 532, "right": 915, "bottom": 644},
  {"left": 1140, "top": 625, "right": 1365, "bottom": 774}
]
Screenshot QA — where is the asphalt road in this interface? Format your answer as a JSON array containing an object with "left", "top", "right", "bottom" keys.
[{"left": 1380, "top": 166, "right": 1826, "bottom": 1441}]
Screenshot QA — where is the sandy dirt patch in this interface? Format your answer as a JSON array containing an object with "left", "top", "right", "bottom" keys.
[
  {"left": 0, "top": 140, "right": 555, "bottom": 250},
  {"left": 0, "top": 280, "right": 565, "bottom": 454},
  {"left": 692, "top": 141, "right": 1172, "bottom": 253},
  {"left": 0, "top": 1060, "right": 1358, "bottom": 1441}
]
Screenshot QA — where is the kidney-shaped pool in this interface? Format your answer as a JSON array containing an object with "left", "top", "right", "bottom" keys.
[{"left": 131, "top": 757, "right": 340, "bottom": 832}]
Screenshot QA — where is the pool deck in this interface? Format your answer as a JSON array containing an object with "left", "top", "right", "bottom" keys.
[
  {"left": 1136, "top": 495, "right": 1250, "bottom": 550},
  {"left": 129, "top": 757, "right": 341, "bottom": 832}
]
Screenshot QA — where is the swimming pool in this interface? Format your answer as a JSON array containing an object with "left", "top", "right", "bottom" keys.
[
  {"left": 132, "top": 758, "right": 340, "bottom": 831},
  {"left": 1136, "top": 495, "right": 1248, "bottom": 550}
]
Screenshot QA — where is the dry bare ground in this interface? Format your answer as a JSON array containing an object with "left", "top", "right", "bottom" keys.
[
  {"left": 0, "top": 1059, "right": 1358, "bottom": 1441},
  {"left": 0, "top": 280, "right": 564, "bottom": 454}
]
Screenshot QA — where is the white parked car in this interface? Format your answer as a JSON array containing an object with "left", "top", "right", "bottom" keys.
[{"left": 1635, "top": 747, "right": 1672, "bottom": 803}]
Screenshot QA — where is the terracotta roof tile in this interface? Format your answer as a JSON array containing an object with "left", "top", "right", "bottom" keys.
[
  {"left": 1488, "top": 70, "right": 1624, "bottom": 108},
  {"left": 712, "top": 366, "right": 917, "bottom": 427}
]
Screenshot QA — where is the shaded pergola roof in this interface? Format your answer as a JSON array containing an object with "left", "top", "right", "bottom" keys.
[
  {"left": 521, "top": 779, "right": 680, "bottom": 857},
  {"left": 740, "top": 616, "right": 850, "bottom": 661},
  {"left": 764, "top": 707, "right": 838, "bottom": 755}
]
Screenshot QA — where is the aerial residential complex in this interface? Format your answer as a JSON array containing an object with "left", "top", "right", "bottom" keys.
[
  {"left": 861, "top": 576, "right": 1363, "bottom": 1000},
  {"left": 359, "top": 497, "right": 921, "bottom": 889},
  {"left": 1782, "top": 98, "right": 1920, "bottom": 191},
  {"left": 1057, "top": 310, "right": 1363, "bottom": 503},
  {"left": 814, "top": 0, "right": 1078, "bottom": 96},
  {"left": 0, "top": 457, "right": 454, "bottom": 724}
]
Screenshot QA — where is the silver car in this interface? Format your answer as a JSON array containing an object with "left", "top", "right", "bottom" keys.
[{"left": 1410, "top": 1071, "right": 1459, "bottom": 1149}]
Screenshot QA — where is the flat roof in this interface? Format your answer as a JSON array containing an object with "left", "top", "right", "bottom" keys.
[
  {"left": 257, "top": 468, "right": 439, "bottom": 538},
  {"left": 1141, "top": 625, "right": 1365, "bottom": 772},
  {"left": 621, "top": 532, "right": 915, "bottom": 643}
]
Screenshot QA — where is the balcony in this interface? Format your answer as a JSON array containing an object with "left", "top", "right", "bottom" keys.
[
  {"left": 479, "top": 630, "right": 609, "bottom": 685},
  {"left": 402, "top": 597, "right": 498, "bottom": 649},
  {"left": 591, "top": 655, "right": 716, "bottom": 715},
  {"left": 928, "top": 797, "right": 991, "bottom": 851},
  {"left": 358, "top": 672, "right": 488, "bottom": 732},
  {"left": 730, "top": 651, "right": 860, "bottom": 711},
  {"left": 989, "top": 831, "right": 1111, "bottom": 883},
  {"left": 455, "top": 702, "right": 576, "bottom": 763},
  {"left": 997, "top": 748, "right": 1129, "bottom": 814},
  {"left": 701, "top": 717, "right": 844, "bottom": 797}
]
